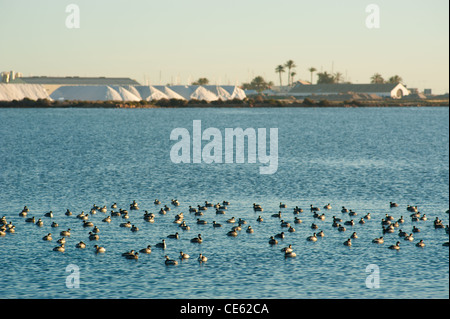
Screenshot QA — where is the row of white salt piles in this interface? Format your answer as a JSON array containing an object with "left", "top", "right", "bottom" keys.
[{"left": 50, "top": 85, "right": 247, "bottom": 102}]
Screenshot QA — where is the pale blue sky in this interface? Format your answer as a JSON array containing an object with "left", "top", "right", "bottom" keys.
[{"left": 0, "top": 0, "right": 448, "bottom": 93}]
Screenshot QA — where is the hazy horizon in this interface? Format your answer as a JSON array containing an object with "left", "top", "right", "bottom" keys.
[{"left": 0, "top": 0, "right": 448, "bottom": 93}]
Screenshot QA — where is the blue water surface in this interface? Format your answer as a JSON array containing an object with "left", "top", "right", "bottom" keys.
[{"left": 0, "top": 107, "right": 448, "bottom": 299}]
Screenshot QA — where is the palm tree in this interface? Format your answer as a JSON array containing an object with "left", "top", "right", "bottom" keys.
[
  {"left": 290, "top": 72, "right": 297, "bottom": 86},
  {"left": 275, "top": 65, "right": 285, "bottom": 88},
  {"left": 285, "top": 60, "right": 296, "bottom": 86},
  {"left": 388, "top": 75, "right": 403, "bottom": 84},
  {"left": 370, "top": 73, "right": 385, "bottom": 84},
  {"left": 308, "top": 67, "right": 317, "bottom": 85},
  {"left": 334, "top": 72, "right": 344, "bottom": 84}
]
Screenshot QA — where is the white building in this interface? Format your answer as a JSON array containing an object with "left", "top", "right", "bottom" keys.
[{"left": 289, "top": 83, "right": 410, "bottom": 99}]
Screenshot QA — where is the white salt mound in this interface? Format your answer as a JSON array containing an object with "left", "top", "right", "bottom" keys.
[{"left": 0, "top": 84, "right": 51, "bottom": 101}]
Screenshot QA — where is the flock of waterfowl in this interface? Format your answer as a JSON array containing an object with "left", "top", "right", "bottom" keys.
[{"left": 1, "top": 200, "right": 449, "bottom": 266}]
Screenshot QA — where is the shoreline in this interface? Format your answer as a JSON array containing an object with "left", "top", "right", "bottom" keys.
[{"left": 0, "top": 98, "right": 448, "bottom": 109}]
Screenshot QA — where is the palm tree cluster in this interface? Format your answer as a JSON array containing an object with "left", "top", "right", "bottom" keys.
[
  {"left": 370, "top": 74, "right": 403, "bottom": 84},
  {"left": 275, "top": 60, "right": 297, "bottom": 88}
]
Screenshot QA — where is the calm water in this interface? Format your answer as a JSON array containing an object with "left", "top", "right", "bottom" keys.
[{"left": 0, "top": 107, "right": 448, "bottom": 299}]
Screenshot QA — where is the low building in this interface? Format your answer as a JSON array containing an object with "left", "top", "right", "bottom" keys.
[
  {"left": 10, "top": 76, "right": 141, "bottom": 95},
  {"left": 289, "top": 83, "right": 410, "bottom": 99}
]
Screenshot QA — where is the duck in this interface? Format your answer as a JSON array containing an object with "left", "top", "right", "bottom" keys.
[
  {"left": 268, "top": 236, "right": 278, "bottom": 245},
  {"left": 102, "top": 216, "right": 112, "bottom": 223},
  {"left": 159, "top": 208, "right": 167, "bottom": 215},
  {"left": 215, "top": 209, "right": 226, "bottom": 215},
  {"left": 338, "top": 225, "right": 347, "bottom": 232},
  {"left": 212, "top": 221, "right": 222, "bottom": 228},
  {"left": 293, "top": 207, "right": 303, "bottom": 214},
  {"left": 76, "top": 241, "right": 86, "bottom": 249},
  {"left": 317, "top": 230, "right": 325, "bottom": 237},
  {"left": 416, "top": 240, "right": 425, "bottom": 248},
  {"left": 25, "top": 216, "right": 35, "bottom": 223},
  {"left": 42, "top": 233, "right": 52, "bottom": 241},
  {"left": 204, "top": 201, "right": 213, "bottom": 207},
  {"left": 350, "top": 232, "right": 358, "bottom": 239},
  {"left": 164, "top": 255, "right": 178, "bottom": 266},
  {"left": 140, "top": 245, "right": 152, "bottom": 254},
  {"left": 383, "top": 225, "right": 395, "bottom": 234},
  {"left": 120, "top": 221, "right": 132, "bottom": 228},
  {"left": 341, "top": 207, "right": 349, "bottom": 213},
  {"left": 51, "top": 222, "right": 59, "bottom": 228},
  {"left": 130, "top": 201, "right": 139, "bottom": 210},
  {"left": 60, "top": 229, "right": 71, "bottom": 237},
  {"left": 197, "top": 205, "right": 207, "bottom": 211},
  {"left": 284, "top": 251, "right": 297, "bottom": 258},
  {"left": 6, "top": 226, "right": 15, "bottom": 233},
  {"left": 307, "top": 233, "right": 318, "bottom": 242},
  {"left": 275, "top": 232, "right": 285, "bottom": 239},
  {"left": 349, "top": 210, "right": 357, "bottom": 217},
  {"left": 222, "top": 201, "right": 230, "bottom": 206},
  {"left": 111, "top": 203, "right": 118, "bottom": 209},
  {"left": 272, "top": 212, "right": 282, "bottom": 218},
  {"left": 125, "top": 252, "right": 139, "bottom": 260},
  {"left": 288, "top": 226, "right": 296, "bottom": 233},
  {"left": 294, "top": 217, "right": 302, "bottom": 224},
  {"left": 246, "top": 226, "right": 254, "bottom": 233},
  {"left": 226, "top": 217, "right": 236, "bottom": 223},
  {"left": 404, "top": 234, "right": 414, "bottom": 241},
  {"left": 310, "top": 205, "right": 320, "bottom": 212},
  {"left": 196, "top": 219, "right": 207, "bottom": 225},
  {"left": 311, "top": 223, "right": 318, "bottom": 230},
  {"left": 57, "top": 237, "right": 66, "bottom": 244},
  {"left": 167, "top": 232, "right": 180, "bottom": 239},
  {"left": 231, "top": 225, "right": 242, "bottom": 231},
  {"left": 154, "top": 199, "right": 161, "bottom": 205},
  {"left": 412, "top": 226, "right": 420, "bottom": 233},
  {"left": 94, "top": 245, "right": 106, "bottom": 253},
  {"left": 179, "top": 251, "right": 190, "bottom": 259},
  {"left": 359, "top": 218, "right": 366, "bottom": 225},
  {"left": 172, "top": 199, "right": 180, "bottom": 206},
  {"left": 281, "top": 245, "right": 293, "bottom": 253},
  {"left": 344, "top": 220, "right": 355, "bottom": 226},
  {"left": 323, "top": 203, "right": 332, "bottom": 210},
  {"left": 44, "top": 211, "right": 53, "bottom": 218},
  {"left": 420, "top": 214, "right": 427, "bottom": 221},
  {"left": 130, "top": 225, "right": 139, "bottom": 232},
  {"left": 155, "top": 239, "right": 167, "bottom": 249},
  {"left": 190, "top": 234, "right": 203, "bottom": 243},
  {"left": 237, "top": 218, "right": 247, "bottom": 225},
  {"left": 227, "top": 229, "right": 238, "bottom": 237},
  {"left": 19, "top": 209, "right": 28, "bottom": 217},
  {"left": 390, "top": 202, "right": 399, "bottom": 208},
  {"left": 385, "top": 214, "right": 395, "bottom": 221},
  {"left": 280, "top": 220, "right": 290, "bottom": 228},
  {"left": 381, "top": 219, "right": 391, "bottom": 226},
  {"left": 397, "top": 216, "right": 405, "bottom": 224},
  {"left": 372, "top": 237, "right": 384, "bottom": 244},
  {"left": 99, "top": 206, "right": 107, "bottom": 213},
  {"left": 253, "top": 204, "right": 263, "bottom": 212},
  {"left": 122, "top": 250, "right": 136, "bottom": 257},
  {"left": 198, "top": 254, "right": 208, "bottom": 263},
  {"left": 194, "top": 211, "right": 204, "bottom": 217},
  {"left": 280, "top": 203, "right": 287, "bottom": 208},
  {"left": 180, "top": 222, "right": 190, "bottom": 231},
  {"left": 388, "top": 242, "right": 401, "bottom": 250},
  {"left": 88, "top": 232, "right": 99, "bottom": 241},
  {"left": 407, "top": 205, "right": 418, "bottom": 213},
  {"left": 82, "top": 220, "right": 94, "bottom": 228},
  {"left": 0, "top": 230, "right": 5, "bottom": 237},
  {"left": 53, "top": 244, "right": 65, "bottom": 252},
  {"left": 364, "top": 213, "right": 372, "bottom": 220},
  {"left": 343, "top": 238, "right": 352, "bottom": 246},
  {"left": 65, "top": 209, "right": 72, "bottom": 216},
  {"left": 188, "top": 206, "right": 198, "bottom": 213},
  {"left": 36, "top": 219, "right": 44, "bottom": 227},
  {"left": 256, "top": 216, "right": 264, "bottom": 222}
]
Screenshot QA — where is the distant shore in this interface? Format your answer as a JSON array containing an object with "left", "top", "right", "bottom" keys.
[{"left": 0, "top": 97, "right": 448, "bottom": 108}]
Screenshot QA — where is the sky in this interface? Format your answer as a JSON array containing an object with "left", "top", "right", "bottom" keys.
[{"left": 0, "top": 0, "right": 448, "bottom": 93}]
